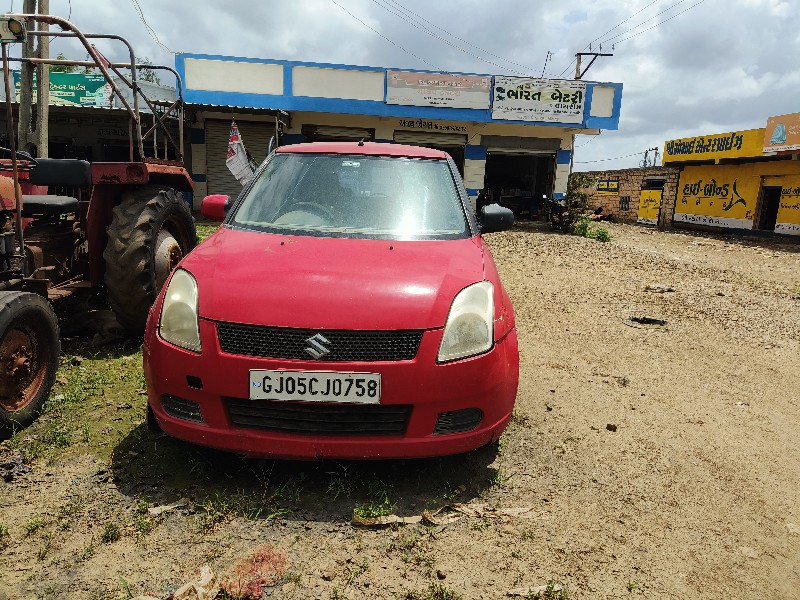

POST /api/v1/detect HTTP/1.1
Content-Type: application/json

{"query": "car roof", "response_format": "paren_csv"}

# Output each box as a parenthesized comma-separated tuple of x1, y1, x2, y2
(276, 142, 450, 159)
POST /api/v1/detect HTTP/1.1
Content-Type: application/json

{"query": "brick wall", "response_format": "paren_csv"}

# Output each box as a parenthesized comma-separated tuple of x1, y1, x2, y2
(572, 167, 681, 224)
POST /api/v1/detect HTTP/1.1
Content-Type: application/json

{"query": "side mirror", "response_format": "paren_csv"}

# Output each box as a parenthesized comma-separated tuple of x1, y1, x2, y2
(480, 203, 514, 234)
(200, 194, 230, 221)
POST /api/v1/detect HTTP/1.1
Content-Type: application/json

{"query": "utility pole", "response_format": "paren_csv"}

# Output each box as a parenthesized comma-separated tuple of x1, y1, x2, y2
(574, 52, 613, 80)
(18, 0, 49, 158)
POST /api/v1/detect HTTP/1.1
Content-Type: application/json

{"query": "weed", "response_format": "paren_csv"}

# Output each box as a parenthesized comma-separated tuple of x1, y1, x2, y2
(402, 582, 463, 600)
(133, 498, 149, 514)
(133, 514, 156, 536)
(0, 522, 9, 540)
(353, 481, 394, 520)
(343, 558, 369, 587)
(197, 492, 233, 531)
(593, 227, 612, 242)
(330, 587, 347, 600)
(119, 577, 134, 599)
(36, 532, 53, 561)
(626, 580, 639, 592)
(572, 214, 612, 242)
(79, 542, 95, 561)
(44, 421, 72, 448)
(101, 521, 121, 543)
(529, 581, 569, 599)
(196, 222, 221, 242)
(283, 571, 302, 585)
(24, 516, 46, 537)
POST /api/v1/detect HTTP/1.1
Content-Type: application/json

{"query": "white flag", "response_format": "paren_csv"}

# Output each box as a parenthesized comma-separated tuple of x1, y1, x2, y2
(225, 120, 255, 186)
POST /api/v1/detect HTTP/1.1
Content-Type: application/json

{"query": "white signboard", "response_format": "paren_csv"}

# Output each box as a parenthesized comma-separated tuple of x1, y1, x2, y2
(386, 71, 491, 110)
(492, 77, 587, 124)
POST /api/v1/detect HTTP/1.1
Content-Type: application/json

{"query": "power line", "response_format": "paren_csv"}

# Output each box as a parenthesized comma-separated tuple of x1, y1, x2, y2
(330, 0, 440, 69)
(610, 0, 708, 45)
(558, 0, 686, 77)
(375, 0, 547, 76)
(574, 151, 648, 164)
(128, 0, 173, 55)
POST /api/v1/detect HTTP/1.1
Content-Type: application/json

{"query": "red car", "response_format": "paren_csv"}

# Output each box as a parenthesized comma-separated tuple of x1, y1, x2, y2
(143, 142, 519, 459)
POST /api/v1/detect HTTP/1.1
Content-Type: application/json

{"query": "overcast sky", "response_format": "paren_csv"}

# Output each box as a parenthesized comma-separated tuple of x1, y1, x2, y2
(22, 0, 800, 170)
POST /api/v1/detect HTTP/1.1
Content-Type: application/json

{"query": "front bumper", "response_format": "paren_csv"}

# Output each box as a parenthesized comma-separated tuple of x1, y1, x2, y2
(144, 318, 519, 460)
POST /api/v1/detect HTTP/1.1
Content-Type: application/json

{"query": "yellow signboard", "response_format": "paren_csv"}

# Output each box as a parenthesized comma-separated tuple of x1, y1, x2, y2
(663, 128, 765, 164)
(673, 165, 757, 229)
(776, 175, 800, 236)
(596, 178, 619, 195)
(764, 113, 800, 153)
(637, 189, 661, 225)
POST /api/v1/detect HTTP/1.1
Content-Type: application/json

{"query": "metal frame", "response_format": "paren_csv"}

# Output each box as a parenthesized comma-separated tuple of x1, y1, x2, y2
(6, 14, 185, 162)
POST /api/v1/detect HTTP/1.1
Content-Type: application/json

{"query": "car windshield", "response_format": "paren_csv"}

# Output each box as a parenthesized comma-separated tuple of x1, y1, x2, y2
(230, 153, 469, 240)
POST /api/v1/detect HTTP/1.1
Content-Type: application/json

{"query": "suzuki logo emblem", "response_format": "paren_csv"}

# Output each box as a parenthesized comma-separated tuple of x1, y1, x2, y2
(304, 333, 331, 359)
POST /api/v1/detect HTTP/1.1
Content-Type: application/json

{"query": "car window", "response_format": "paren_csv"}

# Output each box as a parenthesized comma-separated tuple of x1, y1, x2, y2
(230, 153, 469, 240)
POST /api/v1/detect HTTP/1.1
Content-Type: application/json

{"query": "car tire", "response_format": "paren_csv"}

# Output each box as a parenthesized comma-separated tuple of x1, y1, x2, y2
(0, 291, 59, 436)
(103, 186, 197, 333)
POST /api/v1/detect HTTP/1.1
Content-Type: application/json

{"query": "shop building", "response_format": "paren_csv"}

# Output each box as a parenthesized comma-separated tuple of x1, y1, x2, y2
(575, 112, 800, 236)
(177, 54, 624, 210)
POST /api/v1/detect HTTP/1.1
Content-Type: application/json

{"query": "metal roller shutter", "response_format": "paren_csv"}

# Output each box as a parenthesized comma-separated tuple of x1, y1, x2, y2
(205, 120, 275, 197)
(393, 131, 468, 147)
(301, 125, 374, 141)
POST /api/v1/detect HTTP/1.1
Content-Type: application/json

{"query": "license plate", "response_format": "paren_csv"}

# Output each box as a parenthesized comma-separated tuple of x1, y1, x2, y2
(249, 369, 381, 403)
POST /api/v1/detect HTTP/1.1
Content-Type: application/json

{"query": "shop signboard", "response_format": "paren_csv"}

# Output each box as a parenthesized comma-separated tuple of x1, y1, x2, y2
(596, 178, 619, 195)
(776, 175, 800, 235)
(662, 128, 764, 164)
(12, 71, 112, 107)
(673, 165, 756, 229)
(386, 71, 491, 110)
(763, 113, 800, 153)
(637, 190, 661, 225)
(491, 77, 586, 124)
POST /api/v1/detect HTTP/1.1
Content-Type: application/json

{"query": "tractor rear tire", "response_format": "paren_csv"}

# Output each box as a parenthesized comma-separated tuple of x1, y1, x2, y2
(0, 291, 59, 436)
(103, 186, 197, 333)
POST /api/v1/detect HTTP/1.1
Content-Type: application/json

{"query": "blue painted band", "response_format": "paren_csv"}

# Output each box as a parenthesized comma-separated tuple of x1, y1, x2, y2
(466, 188, 480, 196)
(553, 192, 565, 200)
(281, 133, 304, 145)
(465, 145, 487, 160)
(556, 150, 572, 165)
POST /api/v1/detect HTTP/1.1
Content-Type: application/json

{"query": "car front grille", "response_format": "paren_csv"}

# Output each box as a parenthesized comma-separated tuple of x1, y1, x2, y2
(216, 322, 423, 362)
(161, 394, 203, 423)
(225, 397, 412, 436)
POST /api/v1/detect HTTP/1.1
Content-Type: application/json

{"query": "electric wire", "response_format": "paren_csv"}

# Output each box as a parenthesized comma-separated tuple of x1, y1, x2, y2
(376, 0, 550, 76)
(128, 0, 173, 55)
(558, 0, 688, 77)
(330, 0, 440, 70)
(607, 0, 708, 45)
(574, 150, 648, 164)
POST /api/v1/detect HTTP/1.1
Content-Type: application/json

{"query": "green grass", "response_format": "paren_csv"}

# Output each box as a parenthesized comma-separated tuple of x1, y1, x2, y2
(100, 521, 121, 544)
(402, 583, 463, 600)
(353, 482, 394, 520)
(195, 221, 221, 242)
(24, 516, 47, 537)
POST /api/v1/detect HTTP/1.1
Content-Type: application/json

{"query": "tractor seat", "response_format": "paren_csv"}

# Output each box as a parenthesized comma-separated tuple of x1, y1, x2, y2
(21, 195, 79, 218)
(28, 158, 92, 187)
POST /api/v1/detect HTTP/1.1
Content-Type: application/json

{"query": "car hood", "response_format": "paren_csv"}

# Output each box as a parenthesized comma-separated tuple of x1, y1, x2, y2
(182, 227, 486, 330)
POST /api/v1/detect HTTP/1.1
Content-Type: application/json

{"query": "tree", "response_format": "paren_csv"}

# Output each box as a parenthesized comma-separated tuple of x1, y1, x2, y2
(49, 52, 76, 73)
(138, 57, 161, 85)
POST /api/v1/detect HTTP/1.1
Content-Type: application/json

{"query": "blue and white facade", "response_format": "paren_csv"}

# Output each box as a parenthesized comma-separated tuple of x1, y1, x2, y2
(177, 54, 623, 208)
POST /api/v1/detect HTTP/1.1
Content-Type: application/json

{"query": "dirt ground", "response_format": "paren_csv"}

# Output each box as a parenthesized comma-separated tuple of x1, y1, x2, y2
(1, 222, 799, 600)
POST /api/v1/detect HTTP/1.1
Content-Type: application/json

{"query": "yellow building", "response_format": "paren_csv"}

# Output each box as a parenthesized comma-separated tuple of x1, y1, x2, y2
(663, 116, 800, 236)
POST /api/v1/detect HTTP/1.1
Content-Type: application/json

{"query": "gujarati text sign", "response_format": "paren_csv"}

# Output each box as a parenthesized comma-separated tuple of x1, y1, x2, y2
(386, 71, 491, 110)
(492, 77, 586, 124)
(662, 129, 764, 164)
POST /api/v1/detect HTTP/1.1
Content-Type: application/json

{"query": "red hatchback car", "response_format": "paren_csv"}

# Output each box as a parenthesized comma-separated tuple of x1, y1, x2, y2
(143, 142, 519, 459)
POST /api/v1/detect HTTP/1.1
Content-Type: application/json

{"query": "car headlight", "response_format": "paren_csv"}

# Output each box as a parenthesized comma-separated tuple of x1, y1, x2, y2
(158, 268, 201, 353)
(437, 281, 494, 363)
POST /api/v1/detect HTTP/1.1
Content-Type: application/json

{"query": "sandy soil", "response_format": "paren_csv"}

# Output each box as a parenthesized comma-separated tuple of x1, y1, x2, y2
(1, 222, 799, 600)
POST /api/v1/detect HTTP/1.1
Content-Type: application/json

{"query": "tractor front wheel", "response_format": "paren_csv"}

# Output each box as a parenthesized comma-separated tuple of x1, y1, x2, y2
(0, 291, 59, 436)
(103, 186, 197, 333)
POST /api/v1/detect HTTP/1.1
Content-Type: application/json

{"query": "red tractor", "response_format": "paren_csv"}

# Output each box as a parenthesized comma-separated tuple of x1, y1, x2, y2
(0, 14, 197, 434)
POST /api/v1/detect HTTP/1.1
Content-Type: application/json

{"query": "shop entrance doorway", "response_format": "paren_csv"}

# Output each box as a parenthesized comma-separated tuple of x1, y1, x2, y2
(756, 186, 782, 231)
(484, 152, 554, 219)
